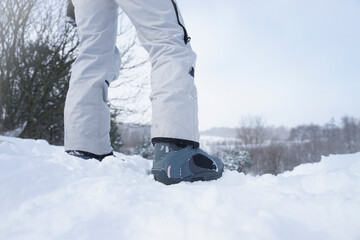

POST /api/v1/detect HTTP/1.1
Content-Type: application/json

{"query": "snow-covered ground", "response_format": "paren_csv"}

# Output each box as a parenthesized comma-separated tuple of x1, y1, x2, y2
(1, 136, 360, 240)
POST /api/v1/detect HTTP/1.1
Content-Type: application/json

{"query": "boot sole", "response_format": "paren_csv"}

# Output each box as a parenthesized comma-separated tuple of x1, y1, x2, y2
(151, 168, 222, 185)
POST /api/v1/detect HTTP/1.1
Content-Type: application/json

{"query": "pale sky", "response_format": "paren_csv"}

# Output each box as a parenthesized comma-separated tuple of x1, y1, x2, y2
(178, 0, 360, 130)
(111, 0, 360, 130)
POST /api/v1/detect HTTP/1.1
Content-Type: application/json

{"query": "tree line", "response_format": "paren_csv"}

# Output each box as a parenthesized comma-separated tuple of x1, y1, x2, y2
(231, 116, 360, 175)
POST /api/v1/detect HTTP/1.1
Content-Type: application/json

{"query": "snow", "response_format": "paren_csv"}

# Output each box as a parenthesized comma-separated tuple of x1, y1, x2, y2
(1, 136, 360, 240)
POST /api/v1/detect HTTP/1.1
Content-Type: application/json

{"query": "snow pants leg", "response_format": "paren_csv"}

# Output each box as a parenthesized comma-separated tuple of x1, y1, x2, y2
(64, 0, 120, 155)
(116, 0, 199, 145)
(64, 0, 199, 155)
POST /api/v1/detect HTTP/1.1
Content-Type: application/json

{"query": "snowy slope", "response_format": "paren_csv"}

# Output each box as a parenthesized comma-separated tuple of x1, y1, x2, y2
(1, 136, 360, 240)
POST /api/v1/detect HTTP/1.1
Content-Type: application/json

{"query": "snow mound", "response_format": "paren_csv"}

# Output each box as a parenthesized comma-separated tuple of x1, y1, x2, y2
(1, 136, 360, 240)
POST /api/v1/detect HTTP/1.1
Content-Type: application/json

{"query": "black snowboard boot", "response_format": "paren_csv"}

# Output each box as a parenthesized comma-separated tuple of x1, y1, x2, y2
(151, 138, 224, 185)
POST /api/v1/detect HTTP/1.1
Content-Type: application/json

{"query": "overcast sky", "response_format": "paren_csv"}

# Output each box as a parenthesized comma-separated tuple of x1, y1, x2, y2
(175, 0, 360, 130)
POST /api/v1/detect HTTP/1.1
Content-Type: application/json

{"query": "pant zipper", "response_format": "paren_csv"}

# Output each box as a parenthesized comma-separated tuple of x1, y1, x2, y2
(171, 0, 191, 45)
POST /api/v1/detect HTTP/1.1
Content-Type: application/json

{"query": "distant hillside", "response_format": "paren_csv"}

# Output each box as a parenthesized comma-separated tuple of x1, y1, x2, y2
(200, 127, 238, 138)
(201, 126, 290, 141)
(118, 124, 239, 140)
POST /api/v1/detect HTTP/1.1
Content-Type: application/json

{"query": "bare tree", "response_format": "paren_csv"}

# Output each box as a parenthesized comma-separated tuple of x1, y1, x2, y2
(1, 0, 149, 147)
(341, 116, 360, 153)
(237, 115, 266, 147)
(322, 118, 342, 155)
(0, 0, 78, 144)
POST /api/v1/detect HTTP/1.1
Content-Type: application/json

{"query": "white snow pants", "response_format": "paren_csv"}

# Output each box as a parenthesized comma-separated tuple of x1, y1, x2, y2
(64, 0, 199, 154)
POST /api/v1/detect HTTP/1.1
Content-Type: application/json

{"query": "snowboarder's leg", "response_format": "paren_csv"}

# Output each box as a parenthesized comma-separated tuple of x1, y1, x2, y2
(116, 0, 199, 144)
(116, 0, 223, 184)
(64, 0, 120, 156)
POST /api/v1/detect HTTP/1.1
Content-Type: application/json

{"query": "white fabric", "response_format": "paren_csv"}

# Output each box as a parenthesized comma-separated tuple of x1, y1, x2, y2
(64, 0, 199, 154)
